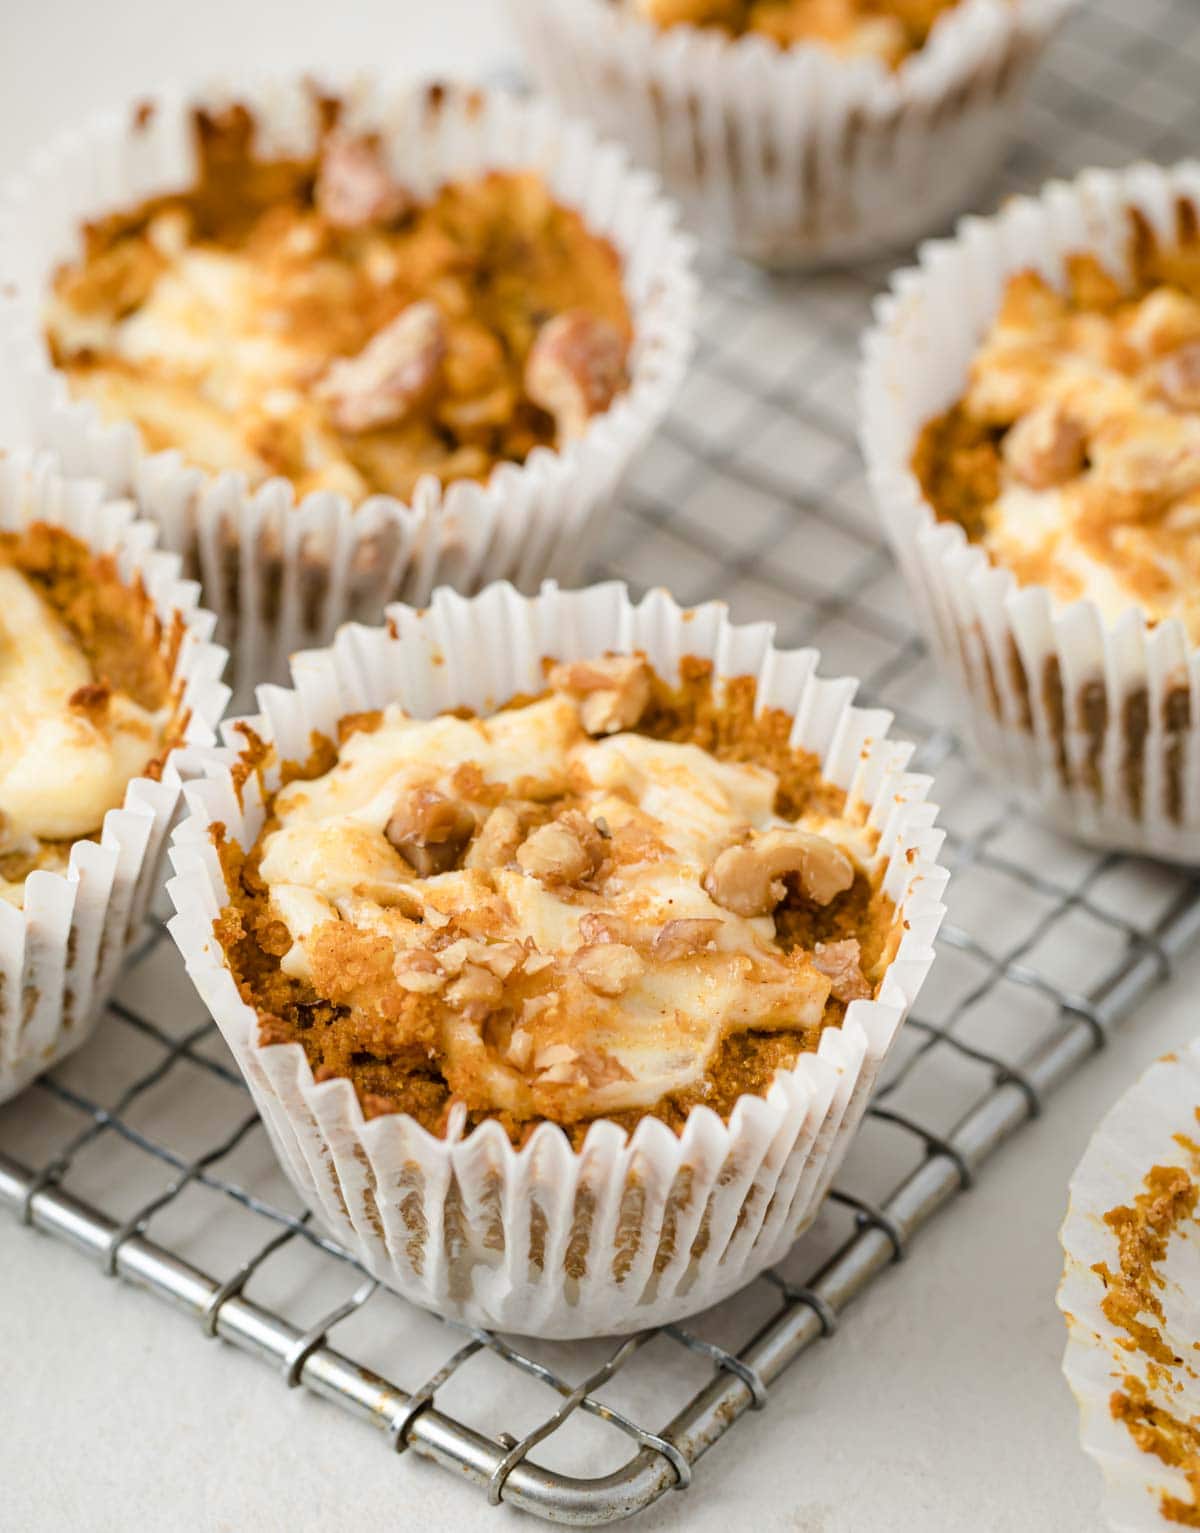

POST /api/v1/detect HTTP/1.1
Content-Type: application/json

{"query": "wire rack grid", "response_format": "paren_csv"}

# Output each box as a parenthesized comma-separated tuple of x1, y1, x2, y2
(4, 0, 1200, 1523)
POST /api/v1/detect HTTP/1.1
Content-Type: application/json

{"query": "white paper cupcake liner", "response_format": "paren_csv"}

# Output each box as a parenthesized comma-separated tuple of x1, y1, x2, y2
(1059, 1041, 1200, 1531)
(165, 580, 946, 1337)
(0, 78, 696, 707)
(862, 160, 1200, 863)
(506, 0, 1074, 268)
(0, 450, 228, 1104)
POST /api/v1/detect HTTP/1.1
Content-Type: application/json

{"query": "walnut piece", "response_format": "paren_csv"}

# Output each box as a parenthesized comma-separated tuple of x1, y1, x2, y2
(577, 911, 633, 946)
(464, 804, 523, 871)
(548, 654, 652, 735)
(384, 787, 475, 876)
(317, 301, 446, 434)
(445, 963, 504, 1012)
(571, 942, 645, 997)
(516, 811, 605, 886)
(704, 828, 854, 918)
(812, 938, 872, 1004)
(652, 917, 722, 960)
(1002, 403, 1086, 490)
(1159, 342, 1200, 411)
(315, 131, 410, 230)
(392, 950, 446, 995)
(524, 310, 626, 442)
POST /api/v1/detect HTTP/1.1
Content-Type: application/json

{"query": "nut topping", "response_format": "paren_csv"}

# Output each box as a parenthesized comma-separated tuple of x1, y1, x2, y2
(315, 131, 411, 230)
(463, 804, 524, 871)
(703, 828, 854, 918)
(812, 938, 872, 1004)
(317, 301, 447, 434)
(571, 942, 645, 997)
(445, 963, 504, 1013)
(384, 787, 475, 876)
(652, 918, 722, 961)
(1003, 403, 1087, 490)
(524, 310, 626, 442)
(548, 654, 651, 735)
(392, 949, 446, 994)
(1159, 342, 1200, 412)
(516, 811, 606, 886)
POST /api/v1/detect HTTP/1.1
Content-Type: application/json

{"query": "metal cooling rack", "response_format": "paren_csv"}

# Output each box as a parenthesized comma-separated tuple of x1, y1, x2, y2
(4, 0, 1200, 1522)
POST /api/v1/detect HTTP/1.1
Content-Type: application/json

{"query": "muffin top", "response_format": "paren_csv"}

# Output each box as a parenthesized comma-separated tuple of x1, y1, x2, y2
(915, 217, 1200, 642)
(0, 523, 179, 907)
(622, 0, 962, 65)
(45, 103, 633, 508)
(217, 657, 897, 1145)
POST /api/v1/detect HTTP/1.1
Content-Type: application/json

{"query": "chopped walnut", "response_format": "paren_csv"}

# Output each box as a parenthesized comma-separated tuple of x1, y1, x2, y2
(575, 1046, 634, 1088)
(535, 1041, 580, 1085)
(704, 828, 854, 918)
(506, 1027, 535, 1072)
(463, 804, 523, 871)
(384, 787, 475, 876)
(1159, 342, 1200, 411)
(652, 918, 722, 960)
(445, 963, 504, 1012)
(315, 131, 411, 229)
(548, 655, 652, 735)
(317, 301, 447, 434)
(524, 310, 626, 442)
(393, 949, 446, 994)
(577, 911, 633, 945)
(812, 939, 872, 1004)
(516, 811, 605, 886)
(571, 941, 645, 997)
(1002, 403, 1087, 490)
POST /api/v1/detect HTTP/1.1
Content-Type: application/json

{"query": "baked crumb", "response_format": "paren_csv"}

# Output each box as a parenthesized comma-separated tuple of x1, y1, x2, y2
(44, 97, 633, 508)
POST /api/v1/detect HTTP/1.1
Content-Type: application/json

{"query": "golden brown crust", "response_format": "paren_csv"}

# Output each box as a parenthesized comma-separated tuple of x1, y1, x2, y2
(215, 661, 896, 1146)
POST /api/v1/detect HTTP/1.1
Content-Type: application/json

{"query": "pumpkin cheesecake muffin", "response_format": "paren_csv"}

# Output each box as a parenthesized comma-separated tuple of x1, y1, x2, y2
(44, 107, 634, 508)
(0, 521, 182, 907)
(216, 656, 896, 1146)
(168, 583, 944, 1335)
(0, 453, 226, 1104)
(862, 162, 1200, 861)
(622, 0, 962, 67)
(507, 0, 1073, 265)
(914, 243, 1200, 642)
(2, 80, 693, 691)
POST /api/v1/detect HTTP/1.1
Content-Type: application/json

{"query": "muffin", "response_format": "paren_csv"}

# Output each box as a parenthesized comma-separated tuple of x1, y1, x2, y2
(862, 162, 1200, 861)
(1060, 1042, 1200, 1530)
(507, 0, 1075, 266)
(168, 582, 946, 1337)
(0, 451, 227, 1102)
(0, 79, 694, 697)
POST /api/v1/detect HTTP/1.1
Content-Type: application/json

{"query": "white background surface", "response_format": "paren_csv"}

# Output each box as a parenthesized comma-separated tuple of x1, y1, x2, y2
(0, 2, 1193, 1529)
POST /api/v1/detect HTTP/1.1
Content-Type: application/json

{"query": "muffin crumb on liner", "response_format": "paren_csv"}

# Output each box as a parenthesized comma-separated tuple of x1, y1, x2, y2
(0, 78, 696, 704)
(0, 450, 228, 1103)
(167, 581, 946, 1337)
(507, 0, 1075, 268)
(862, 160, 1200, 863)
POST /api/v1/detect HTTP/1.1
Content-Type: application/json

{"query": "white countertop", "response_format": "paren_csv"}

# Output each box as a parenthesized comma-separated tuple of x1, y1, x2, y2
(0, 2, 1191, 1528)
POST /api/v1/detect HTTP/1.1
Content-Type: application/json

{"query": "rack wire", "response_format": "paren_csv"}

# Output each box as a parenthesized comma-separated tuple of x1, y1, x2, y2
(4, 0, 1200, 1522)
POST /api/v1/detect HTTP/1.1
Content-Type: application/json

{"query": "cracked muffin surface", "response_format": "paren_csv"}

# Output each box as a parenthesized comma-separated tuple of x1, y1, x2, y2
(44, 99, 633, 509)
(216, 657, 899, 1146)
(914, 203, 1200, 642)
(0, 522, 182, 907)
